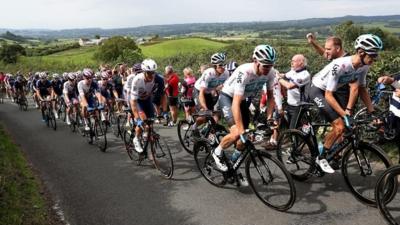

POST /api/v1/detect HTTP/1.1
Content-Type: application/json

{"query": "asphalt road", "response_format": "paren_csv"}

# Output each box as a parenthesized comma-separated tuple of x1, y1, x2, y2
(0, 100, 387, 225)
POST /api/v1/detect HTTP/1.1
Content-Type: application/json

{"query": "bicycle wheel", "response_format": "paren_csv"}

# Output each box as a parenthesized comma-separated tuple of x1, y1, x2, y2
(58, 101, 66, 122)
(376, 165, 400, 225)
(342, 141, 395, 206)
(94, 120, 108, 152)
(109, 111, 119, 138)
(193, 139, 226, 187)
(246, 150, 296, 211)
(22, 98, 28, 111)
(123, 129, 140, 161)
(276, 129, 316, 181)
(150, 134, 174, 179)
(177, 120, 194, 154)
(48, 108, 57, 131)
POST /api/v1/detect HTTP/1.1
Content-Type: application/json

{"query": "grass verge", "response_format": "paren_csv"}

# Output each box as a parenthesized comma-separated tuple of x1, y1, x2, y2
(0, 123, 62, 225)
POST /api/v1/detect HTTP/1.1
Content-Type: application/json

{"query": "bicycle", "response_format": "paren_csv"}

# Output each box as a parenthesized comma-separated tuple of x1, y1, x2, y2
(108, 98, 126, 138)
(0, 83, 5, 104)
(41, 99, 57, 131)
(177, 110, 227, 155)
(354, 83, 395, 143)
(123, 118, 174, 179)
(376, 165, 400, 225)
(17, 94, 28, 111)
(85, 105, 108, 152)
(193, 129, 296, 211)
(57, 96, 67, 122)
(276, 106, 395, 206)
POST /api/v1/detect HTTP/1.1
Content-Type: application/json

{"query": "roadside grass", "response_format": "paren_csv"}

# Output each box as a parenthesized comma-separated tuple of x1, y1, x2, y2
(0, 124, 57, 225)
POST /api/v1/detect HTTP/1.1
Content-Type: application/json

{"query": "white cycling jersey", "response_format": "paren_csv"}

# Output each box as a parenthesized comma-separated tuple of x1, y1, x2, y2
(63, 81, 76, 96)
(77, 80, 99, 97)
(312, 56, 368, 91)
(130, 73, 155, 101)
(285, 69, 310, 106)
(124, 73, 136, 94)
(222, 63, 276, 99)
(194, 67, 229, 94)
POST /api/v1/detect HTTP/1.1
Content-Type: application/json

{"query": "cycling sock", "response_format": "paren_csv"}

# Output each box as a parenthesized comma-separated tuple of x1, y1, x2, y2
(214, 146, 223, 156)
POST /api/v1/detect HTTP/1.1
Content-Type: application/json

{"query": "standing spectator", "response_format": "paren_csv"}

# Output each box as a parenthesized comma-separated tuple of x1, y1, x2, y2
(277, 54, 310, 129)
(164, 65, 180, 126)
(181, 67, 196, 121)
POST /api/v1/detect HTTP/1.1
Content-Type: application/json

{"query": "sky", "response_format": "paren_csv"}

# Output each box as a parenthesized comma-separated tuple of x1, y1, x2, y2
(1, 0, 399, 29)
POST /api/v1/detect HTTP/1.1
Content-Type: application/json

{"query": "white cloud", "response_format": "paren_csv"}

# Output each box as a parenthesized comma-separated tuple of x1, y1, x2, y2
(0, 0, 398, 29)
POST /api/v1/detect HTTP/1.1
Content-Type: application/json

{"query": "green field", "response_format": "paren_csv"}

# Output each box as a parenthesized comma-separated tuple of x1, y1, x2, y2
(140, 38, 228, 59)
(360, 22, 400, 33)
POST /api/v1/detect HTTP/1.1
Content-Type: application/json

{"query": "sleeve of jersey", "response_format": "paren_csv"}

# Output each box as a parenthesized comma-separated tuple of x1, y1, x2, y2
(357, 68, 368, 88)
(325, 64, 342, 92)
(199, 73, 208, 89)
(130, 79, 139, 100)
(273, 78, 283, 110)
(63, 83, 68, 95)
(78, 82, 85, 97)
(233, 71, 246, 96)
(390, 74, 400, 89)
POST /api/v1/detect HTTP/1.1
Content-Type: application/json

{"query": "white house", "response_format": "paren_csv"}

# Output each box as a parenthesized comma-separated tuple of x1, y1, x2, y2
(79, 37, 108, 46)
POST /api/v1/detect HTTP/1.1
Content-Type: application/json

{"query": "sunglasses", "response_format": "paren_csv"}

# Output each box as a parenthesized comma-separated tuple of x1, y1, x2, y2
(261, 64, 273, 69)
(367, 53, 379, 59)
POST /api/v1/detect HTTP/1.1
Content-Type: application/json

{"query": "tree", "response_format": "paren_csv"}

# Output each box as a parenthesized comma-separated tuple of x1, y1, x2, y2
(334, 20, 364, 51)
(0, 43, 26, 64)
(94, 36, 143, 63)
(94, 35, 101, 39)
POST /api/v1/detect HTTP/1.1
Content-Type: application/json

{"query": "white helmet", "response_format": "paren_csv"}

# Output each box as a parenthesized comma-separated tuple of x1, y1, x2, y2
(100, 71, 109, 79)
(67, 72, 76, 80)
(141, 59, 157, 72)
(354, 34, 383, 54)
(253, 45, 277, 65)
(39, 72, 47, 79)
(52, 73, 60, 79)
(62, 72, 68, 80)
(211, 53, 226, 65)
(95, 71, 101, 79)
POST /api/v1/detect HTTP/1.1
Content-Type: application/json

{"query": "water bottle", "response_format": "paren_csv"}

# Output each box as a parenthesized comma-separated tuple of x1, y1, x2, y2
(318, 142, 324, 155)
(231, 149, 241, 162)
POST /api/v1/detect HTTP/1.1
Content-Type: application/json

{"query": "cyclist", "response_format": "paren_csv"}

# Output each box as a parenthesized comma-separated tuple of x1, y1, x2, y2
(32, 73, 41, 108)
(77, 68, 103, 131)
(5, 74, 15, 101)
(152, 72, 168, 124)
(13, 75, 26, 104)
(212, 45, 279, 176)
(63, 73, 79, 125)
(192, 53, 230, 135)
(36, 72, 54, 121)
(164, 65, 180, 126)
(51, 73, 63, 119)
(309, 34, 383, 173)
(306, 33, 350, 108)
(123, 63, 143, 127)
(225, 61, 238, 75)
(180, 67, 196, 121)
(129, 59, 157, 153)
(377, 74, 400, 163)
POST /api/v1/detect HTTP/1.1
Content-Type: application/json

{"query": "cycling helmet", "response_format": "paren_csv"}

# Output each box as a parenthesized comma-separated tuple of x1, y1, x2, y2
(16, 75, 23, 82)
(354, 34, 383, 54)
(211, 53, 226, 65)
(67, 72, 76, 80)
(132, 63, 143, 73)
(95, 71, 101, 79)
(226, 61, 238, 72)
(100, 71, 109, 79)
(53, 73, 60, 79)
(253, 45, 277, 65)
(141, 59, 157, 72)
(82, 68, 94, 78)
(62, 72, 68, 80)
(39, 72, 47, 79)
